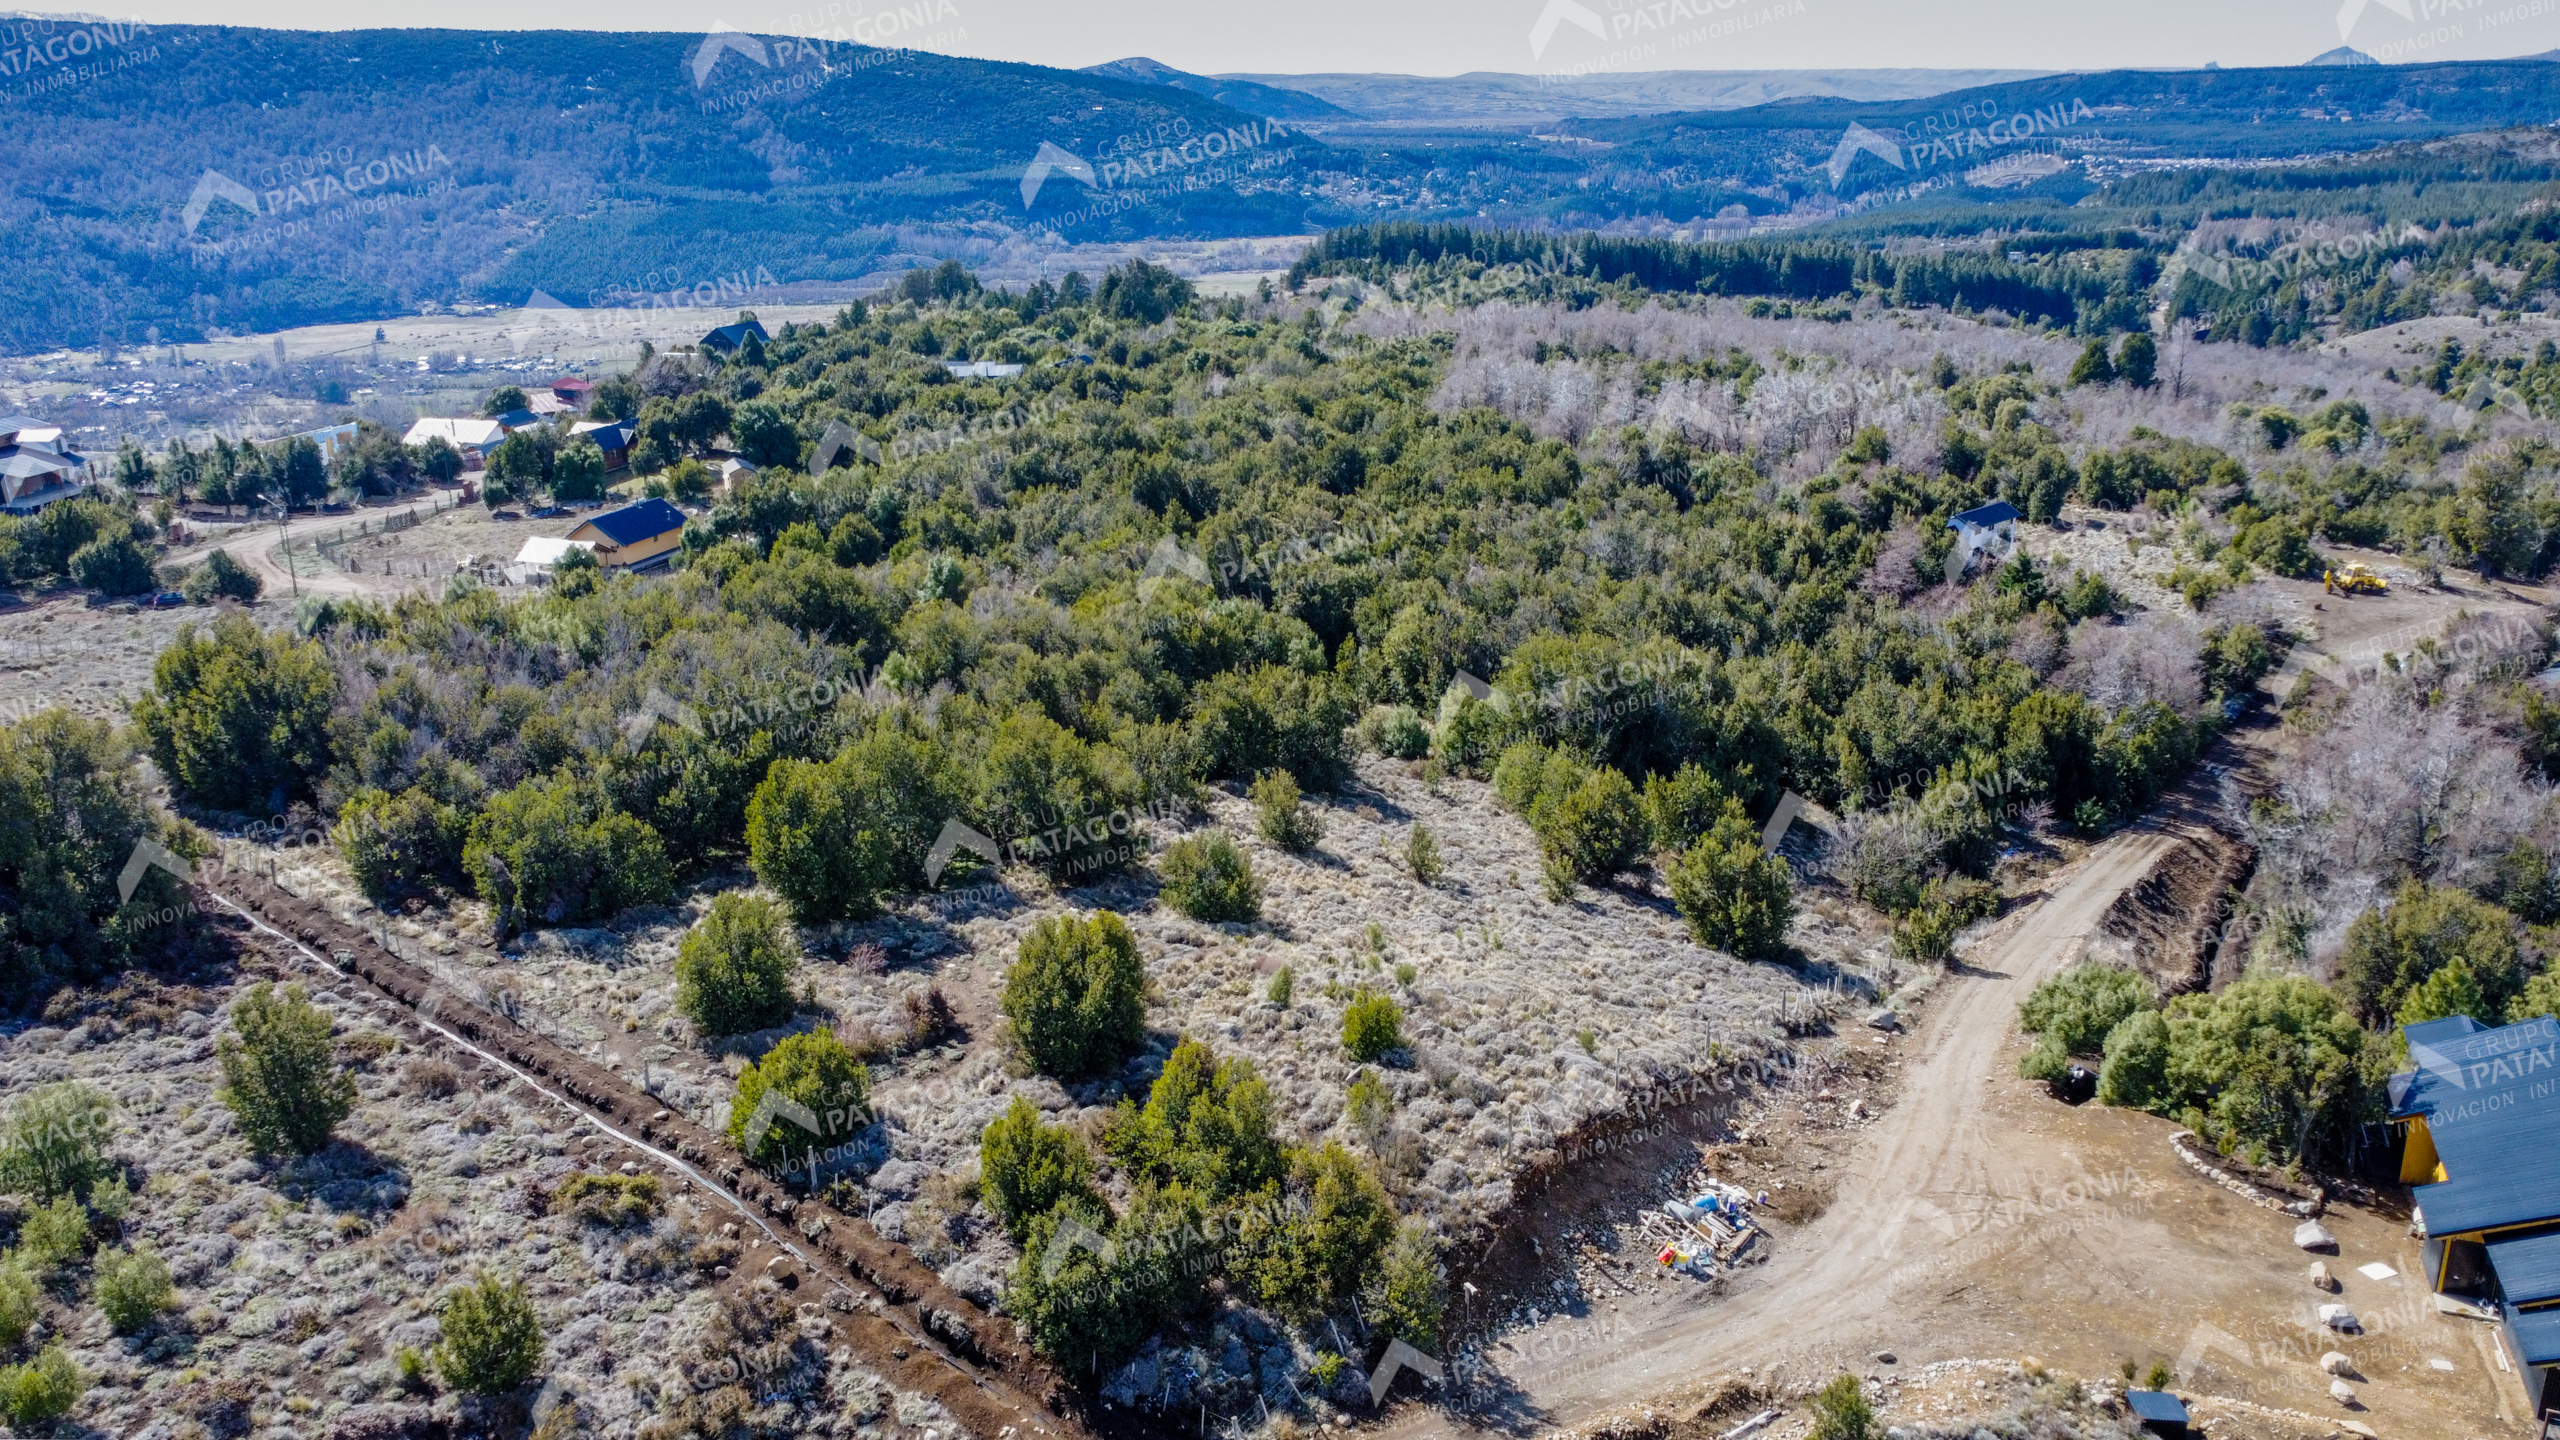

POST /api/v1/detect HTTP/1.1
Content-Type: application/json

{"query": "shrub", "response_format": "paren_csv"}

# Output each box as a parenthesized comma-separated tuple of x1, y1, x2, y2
(979, 1096, 1098, 1246)
(16, 1195, 87, 1274)
(1188, 664, 1356, 788)
(1342, 990, 1403, 1062)
(1666, 802, 1794, 960)
(132, 613, 337, 813)
(181, 548, 262, 604)
(69, 533, 155, 594)
(0, 1259, 34, 1347)
(2510, 968, 2560, 1025)
(1811, 1374, 1872, 1440)
(1641, 762, 1730, 853)
(674, 893, 801, 1037)
(552, 1173, 664, 1227)
(0, 1346, 83, 1426)
(728, 1029, 871, 1169)
(1267, 965, 1294, 1006)
(2161, 973, 2368, 1162)
(2067, 338, 2115, 388)
(747, 717, 961, 918)
(1004, 1196, 1181, 1377)
(465, 777, 673, 936)
(2096, 1009, 2170, 1108)
(1159, 830, 1262, 922)
(1002, 912, 1147, 1079)
(977, 711, 1143, 881)
(2337, 880, 2522, 1026)
(2017, 963, 2150, 1057)
(1357, 705, 1430, 760)
(1404, 824, 1443, 884)
(1250, 770, 1323, 853)
(1103, 1038, 1281, 1200)
(433, 1271, 545, 1395)
(0, 1081, 113, 1202)
(1233, 1142, 1395, 1319)
(94, 1246, 174, 1333)
(1364, 1221, 1446, 1348)
(1539, 766, 1645, 887)
(2116, 332, 2158, 388)
(216, 982, 357, 1156)
(335, 787, 464, 904)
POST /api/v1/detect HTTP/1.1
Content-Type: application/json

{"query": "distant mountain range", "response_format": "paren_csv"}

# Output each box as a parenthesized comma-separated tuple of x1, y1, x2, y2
(6, 26, 2559, 355)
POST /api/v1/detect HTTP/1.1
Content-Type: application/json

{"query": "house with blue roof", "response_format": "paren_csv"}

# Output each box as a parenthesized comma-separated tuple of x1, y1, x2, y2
(565, 497, 688, 572)
(2391, 1012, 2560, 1418)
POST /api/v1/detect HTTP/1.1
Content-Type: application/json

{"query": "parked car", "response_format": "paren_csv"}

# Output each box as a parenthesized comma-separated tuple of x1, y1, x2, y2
(143, 591, 187, 608)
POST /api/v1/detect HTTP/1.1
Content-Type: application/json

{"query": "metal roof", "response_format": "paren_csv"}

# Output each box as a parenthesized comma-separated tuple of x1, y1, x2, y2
(2399, 1016, 2560, 1236)
(2492, 1231, 2560, 1306)
(2505, 1300, 2560, 1367)
(576, 498, 687, 547)
(2123, 1391, 2189, 1425)
(1949, 500, 2022, 529)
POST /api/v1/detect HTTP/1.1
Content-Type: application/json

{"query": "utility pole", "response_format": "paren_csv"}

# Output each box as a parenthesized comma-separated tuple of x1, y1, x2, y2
(273, 499, 299, 598)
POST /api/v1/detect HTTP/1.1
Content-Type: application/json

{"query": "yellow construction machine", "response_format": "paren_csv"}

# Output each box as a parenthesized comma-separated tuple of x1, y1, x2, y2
(2325, 562, 2388, 597)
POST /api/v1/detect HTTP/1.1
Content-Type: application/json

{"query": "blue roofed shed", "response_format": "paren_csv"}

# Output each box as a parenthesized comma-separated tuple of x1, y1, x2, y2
(566, 498, 688, 571)
(2122, 1391, 2189, 1436)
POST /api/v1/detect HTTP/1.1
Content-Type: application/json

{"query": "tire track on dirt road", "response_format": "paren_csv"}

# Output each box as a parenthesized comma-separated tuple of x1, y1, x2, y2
(1434, 821, 2191, 1435)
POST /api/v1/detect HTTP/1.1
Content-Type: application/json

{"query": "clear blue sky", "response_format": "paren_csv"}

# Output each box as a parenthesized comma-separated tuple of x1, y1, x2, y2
(120, 0, 2560, 76)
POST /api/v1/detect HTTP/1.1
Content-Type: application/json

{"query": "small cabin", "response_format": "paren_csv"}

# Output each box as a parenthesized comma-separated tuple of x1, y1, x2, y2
(567, 497, 688, 572)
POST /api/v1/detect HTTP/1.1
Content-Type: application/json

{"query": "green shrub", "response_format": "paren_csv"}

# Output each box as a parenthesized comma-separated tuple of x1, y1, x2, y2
(1250, 770, 1323, 853)
(1641, 762, 1730, 853)
(1002, 912, 1147, 1079)
(747, 717, 962, 918)
(1365, 1221, 1446, 1348)
(1811, 1374, 1872, 1440)
(1538, 766, 1645, 888)
(1344, 1068, 1392, 1140)
(727, 1029, 870, 1168)
(2095, 1009, 2170, 1108)
(1004, 1195, 1184, 1377)
(69, 533, 155, 594)
(15, 1196, 88, 1274)
(181, 548, 262, 604)
(2017, 963, 2150, 1057)
(1342, 990, 1403, 1062)
(216, 982, 357, 1156)
(552, 1173, 664, 1227)
(675, 893, 801, 1037)
(1159, 830, 1262, 922)
(1188, 664, 1355, 788)
(1404, 823, 1443, 884)
(0, 1259, 34, 1347)
(464, 777, 673, 937)
(2337, 880, 2522, 1026)
(1357, 705, 1430, 760)
(2398, 958, 2488, 1029)
(432, 1271, 545, 1395)
(1267, 965, 1294, 1006)
(1232, 1142, 1395, 1320)
(2159, 973, 2367, 1163)
(0, 1346, 83, 1426)
(977, 711, 1142, 881)
(1666, 802, 1794, 960)
(131, 613, 336, 813)
(2509, 969, 2560, 1024)
(1102, 1038, 1280, 1200)
(335, 787, 464, 904)
(979, 1096, 1098, 1246)
(0, 1081, 113, 1202)
(94, 1246, 174, 1333)
(2017, 1034, 2073, 1085)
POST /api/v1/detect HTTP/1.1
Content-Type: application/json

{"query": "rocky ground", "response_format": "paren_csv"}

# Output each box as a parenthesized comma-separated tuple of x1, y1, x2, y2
(0, 945, 959, 1440)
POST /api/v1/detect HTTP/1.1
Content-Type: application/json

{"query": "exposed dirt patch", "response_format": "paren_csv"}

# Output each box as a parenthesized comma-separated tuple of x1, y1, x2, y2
(2099, 830, 2255, 997)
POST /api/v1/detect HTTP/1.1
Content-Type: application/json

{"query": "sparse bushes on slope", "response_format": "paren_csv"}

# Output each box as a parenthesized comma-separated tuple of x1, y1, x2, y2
(1666, 801, 1794, 959)
(727, 1029, 870, 1168)
(675, 893, 800, 1037)
(94, 1246, 174, 1333)
(216, 982, 357, 1157)
(979, 1096, 1099, 1246)
(433, 1271, 545, 1395)
(1159, 830, 1262, 922)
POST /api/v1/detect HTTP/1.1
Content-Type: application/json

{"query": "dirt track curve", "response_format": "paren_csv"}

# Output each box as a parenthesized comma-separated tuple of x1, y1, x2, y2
(1425, 820, 2192, 1436)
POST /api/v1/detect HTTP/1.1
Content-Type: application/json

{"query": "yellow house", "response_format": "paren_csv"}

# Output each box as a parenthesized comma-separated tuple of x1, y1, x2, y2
(566, 498, 688, 571)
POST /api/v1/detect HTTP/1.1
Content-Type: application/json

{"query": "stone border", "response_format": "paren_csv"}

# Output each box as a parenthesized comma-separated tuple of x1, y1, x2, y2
(2168, 1131, 2323, 1218)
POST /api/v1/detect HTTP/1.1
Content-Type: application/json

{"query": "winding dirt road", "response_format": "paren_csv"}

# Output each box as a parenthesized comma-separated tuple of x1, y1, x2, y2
(1424, 821, 2189, 1435)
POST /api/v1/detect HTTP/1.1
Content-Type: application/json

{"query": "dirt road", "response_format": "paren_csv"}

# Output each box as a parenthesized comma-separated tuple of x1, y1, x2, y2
(1424, 824, 2183, 1434)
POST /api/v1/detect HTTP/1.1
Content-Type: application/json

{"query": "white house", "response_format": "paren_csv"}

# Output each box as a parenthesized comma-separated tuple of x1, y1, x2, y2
(401, 417, 507, 466)
(0, 415, 87, 513)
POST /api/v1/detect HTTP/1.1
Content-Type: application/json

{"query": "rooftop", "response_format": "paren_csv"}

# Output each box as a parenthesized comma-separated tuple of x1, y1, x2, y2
(575, 497, 688, 547)
(2395, 1015, 2560, 1237)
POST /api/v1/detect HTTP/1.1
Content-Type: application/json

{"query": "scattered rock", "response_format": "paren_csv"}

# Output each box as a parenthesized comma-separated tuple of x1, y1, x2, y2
(2294, 1220, 2339, 1253)
(2317, 1303, 2362, 1333)
(2340, 1422, 2379, 1438)
(1866, 1009, 1901, 1032)
(2309, 1261, 2335, 1291)
(1873, 1351, 1897, 1364)
(2320, 1351, 2354, 1376)
(2328, 1378, 2357, 1406)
